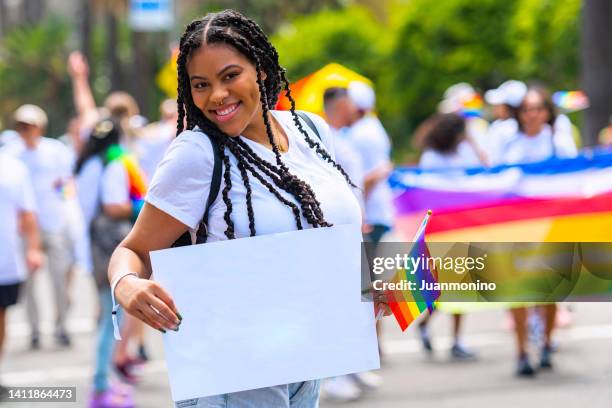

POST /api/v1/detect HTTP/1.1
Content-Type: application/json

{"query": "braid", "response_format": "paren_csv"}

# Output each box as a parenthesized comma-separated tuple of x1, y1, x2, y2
(234, 152, 256, 236)
(176, 10, 359, 239)
(280, 71, 357, 189)
(226, 141, 304, 230)
(219, 142, 236, 239)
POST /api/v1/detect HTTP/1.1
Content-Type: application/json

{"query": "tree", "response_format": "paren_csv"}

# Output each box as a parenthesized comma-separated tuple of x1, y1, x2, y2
(271, 6, 389, 82)
(187, 0, 344, 34)
(0, 16, 73, 136)
(581, 0, 612, 146)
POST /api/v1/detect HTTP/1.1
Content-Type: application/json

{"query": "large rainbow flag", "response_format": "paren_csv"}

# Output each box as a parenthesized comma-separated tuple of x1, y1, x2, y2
(391, 148, 612, 243)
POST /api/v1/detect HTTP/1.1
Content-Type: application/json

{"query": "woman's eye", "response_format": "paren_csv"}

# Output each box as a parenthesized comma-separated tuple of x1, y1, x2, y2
(194, 82, 208, 89)
(225, 72, 239, 81)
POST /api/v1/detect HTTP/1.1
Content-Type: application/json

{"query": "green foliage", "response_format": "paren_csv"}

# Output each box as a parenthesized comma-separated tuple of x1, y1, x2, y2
(509, 0, 581, 87)
(272, 5, 390, 83)
(184, 0, 345, 35)
(269, 0, 582, 159)
(0, 16, 73, 136)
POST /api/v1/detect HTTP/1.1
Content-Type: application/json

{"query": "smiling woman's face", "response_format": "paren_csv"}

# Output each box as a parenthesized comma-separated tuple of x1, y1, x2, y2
(187, 43, 263, 137)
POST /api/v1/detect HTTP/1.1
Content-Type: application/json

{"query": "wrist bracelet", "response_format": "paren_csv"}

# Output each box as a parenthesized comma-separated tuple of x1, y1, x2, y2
(110, 271, 139, 340)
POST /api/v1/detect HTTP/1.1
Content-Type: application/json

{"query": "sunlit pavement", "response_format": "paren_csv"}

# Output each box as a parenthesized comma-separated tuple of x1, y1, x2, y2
(3, 271, 612, 407)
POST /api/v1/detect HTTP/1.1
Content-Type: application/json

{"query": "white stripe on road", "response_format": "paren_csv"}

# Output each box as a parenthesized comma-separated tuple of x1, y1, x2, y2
(3, 324, 612, 385)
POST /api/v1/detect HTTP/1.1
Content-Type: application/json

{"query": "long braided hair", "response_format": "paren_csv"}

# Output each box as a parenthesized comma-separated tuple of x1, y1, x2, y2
(176, 9, 355, 240)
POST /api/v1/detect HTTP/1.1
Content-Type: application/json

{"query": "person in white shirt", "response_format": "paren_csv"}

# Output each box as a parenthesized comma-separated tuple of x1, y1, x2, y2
(502, 87, 578, 165)
(416, 113, 479, 361)
(500, 86, 577, 377)
(75, 118, 140, 407)
(107, 10, 388, 407)
(133, 99, 179, 181)
(0, 153, 43, 396)
(323, 87, 364, 206)
(437, 83, 490, 166)
(321, 87, 381, 402)
(3, 104, 77, 348)
(346, 81, 395, 244)
(484, 80, 528, 163)
(418, 113, 482, 170)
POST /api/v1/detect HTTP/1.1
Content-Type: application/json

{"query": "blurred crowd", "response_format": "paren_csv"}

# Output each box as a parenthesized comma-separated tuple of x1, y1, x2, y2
(0, 47, 610, 407)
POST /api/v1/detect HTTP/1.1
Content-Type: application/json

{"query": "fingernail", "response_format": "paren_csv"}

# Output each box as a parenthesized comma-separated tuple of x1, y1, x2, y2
(176, 311, 183, 321)
(158, 328, 166, 334)
(171, 326, 179, 332)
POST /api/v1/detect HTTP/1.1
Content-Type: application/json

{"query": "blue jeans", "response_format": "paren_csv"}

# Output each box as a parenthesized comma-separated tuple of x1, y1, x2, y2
(93, 287, 121, 392)
(176, 380, 321, 408)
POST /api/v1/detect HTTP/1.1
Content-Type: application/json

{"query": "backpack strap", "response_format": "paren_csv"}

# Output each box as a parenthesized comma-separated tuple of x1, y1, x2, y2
(296, 111, 321, 141)
(172, 132, 222, 247)
(194, 133, 222, 244)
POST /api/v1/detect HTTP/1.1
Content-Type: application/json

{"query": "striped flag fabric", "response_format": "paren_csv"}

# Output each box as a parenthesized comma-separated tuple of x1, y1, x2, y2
(384, 211, 441, 331)
(390, 148, 612, 243)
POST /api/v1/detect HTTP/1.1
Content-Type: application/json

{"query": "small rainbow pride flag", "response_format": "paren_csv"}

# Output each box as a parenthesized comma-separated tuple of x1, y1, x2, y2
(105, 144, 147, 220)
(384, 211, 440, 331)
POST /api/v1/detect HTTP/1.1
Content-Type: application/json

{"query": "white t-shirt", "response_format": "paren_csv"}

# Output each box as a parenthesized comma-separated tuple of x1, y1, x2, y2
(330, 127, 364, 209)
(76, 156, 130, 227)
(133, 121, 175, 180)
(486, 118, 518, 165)
(501, 124, 578, 165)
(346, 116, 394, 227)
(146, 111, 362, 241)
(0, 153, 36, 284)
(2, 137, 73, 233)
(419, 140, 482, 169)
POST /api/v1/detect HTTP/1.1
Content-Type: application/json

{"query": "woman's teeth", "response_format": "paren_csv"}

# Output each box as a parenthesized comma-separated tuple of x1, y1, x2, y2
(216, 103, 239, 116)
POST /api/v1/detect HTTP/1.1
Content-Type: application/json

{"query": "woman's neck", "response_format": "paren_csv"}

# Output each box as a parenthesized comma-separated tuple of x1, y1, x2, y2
(241, 110, 287, 151)
(524, 124, 545, 137)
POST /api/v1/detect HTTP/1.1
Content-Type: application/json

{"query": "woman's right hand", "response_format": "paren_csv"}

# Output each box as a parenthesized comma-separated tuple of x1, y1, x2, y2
(115, 275, 181, 332)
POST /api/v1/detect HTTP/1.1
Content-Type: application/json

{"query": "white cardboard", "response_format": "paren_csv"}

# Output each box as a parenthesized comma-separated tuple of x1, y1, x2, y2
(150, 223, 380, 401)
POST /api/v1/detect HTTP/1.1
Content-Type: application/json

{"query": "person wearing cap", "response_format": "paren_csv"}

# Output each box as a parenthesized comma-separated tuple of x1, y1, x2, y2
(321, 88, 382, 402)
(346, 81, 395, 244)
(2, 104, 76, 348)
(0, 152, 43, 397)
(438, 83, 490, 166)
(484, 80, 527, 162)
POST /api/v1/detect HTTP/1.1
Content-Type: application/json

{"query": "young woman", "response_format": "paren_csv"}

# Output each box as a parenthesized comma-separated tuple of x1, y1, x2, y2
(108, 9, 377, 407)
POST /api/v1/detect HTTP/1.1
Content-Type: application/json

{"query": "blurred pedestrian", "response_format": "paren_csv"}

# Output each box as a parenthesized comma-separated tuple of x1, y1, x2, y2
(0, 152, 43, 396)
(484, 80, 527, 163)
(3, 104, 76, 348)
(599, 115, 612, 146)
(416, 113, 479, 360)
(75, 118, 144, 408)
(320, 88, 381, 402)
(438, 83, 490, 166)
(502, 86, 578, 164)
(133, 99, 179, 180)
(500, 86, 577, 376)
(346, 81, 395, 244)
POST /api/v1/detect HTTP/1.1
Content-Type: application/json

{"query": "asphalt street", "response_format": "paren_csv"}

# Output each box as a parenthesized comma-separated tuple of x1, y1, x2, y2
(2, 270, 611, 408)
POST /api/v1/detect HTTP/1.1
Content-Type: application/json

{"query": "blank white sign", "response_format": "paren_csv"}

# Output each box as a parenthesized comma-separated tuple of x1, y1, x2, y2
(150, 223, 380, 401)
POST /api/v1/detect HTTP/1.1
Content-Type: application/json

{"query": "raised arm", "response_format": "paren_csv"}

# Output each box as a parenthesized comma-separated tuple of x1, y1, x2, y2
(67, 51, 99, 128)
(109, 202, 189, 331)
